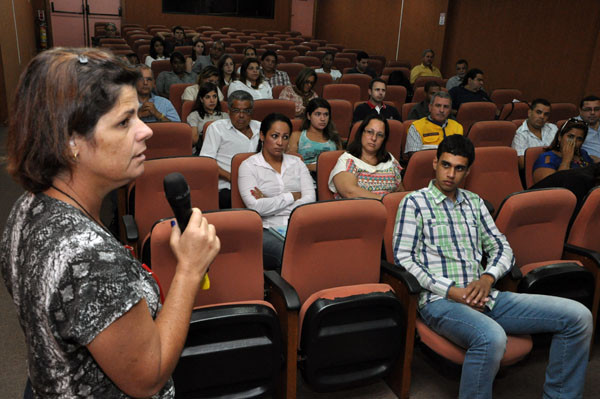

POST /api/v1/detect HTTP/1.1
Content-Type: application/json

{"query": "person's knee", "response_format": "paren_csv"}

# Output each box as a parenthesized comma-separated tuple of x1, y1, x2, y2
(472, 323, 507, 361)
(566, 301, 593, 338)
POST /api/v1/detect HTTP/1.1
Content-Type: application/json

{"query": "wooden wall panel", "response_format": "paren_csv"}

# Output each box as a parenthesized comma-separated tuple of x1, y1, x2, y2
(443, 0, 600, 104)
(122, 0, 292, 33)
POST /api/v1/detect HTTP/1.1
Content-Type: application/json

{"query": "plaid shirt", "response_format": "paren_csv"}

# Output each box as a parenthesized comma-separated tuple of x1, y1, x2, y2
(393, 181, 514, 309)
(261, 68, 291, 88)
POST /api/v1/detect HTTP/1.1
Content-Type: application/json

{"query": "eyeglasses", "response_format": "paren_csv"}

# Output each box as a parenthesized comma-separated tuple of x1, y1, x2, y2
(560, 117, 587, 133)
(364, 129, 385, 139)
(581, 107, 600, 112)
(231, 108, 253, 115)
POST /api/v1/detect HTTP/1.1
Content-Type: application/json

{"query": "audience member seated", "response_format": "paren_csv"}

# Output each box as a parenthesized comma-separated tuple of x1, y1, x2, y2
(200, 90, 261, 209)
(410, 49, 442, 84)
(347, 51, 377, 79)
(405, 91, 462, 157)
(187, 82, 229, 154)
(244, 46, 257, 59)
(208, 40, 226, 68)
(182, 65, 224, 102)
(353, 78, 401, 123)
(260, 50, 292, 88)
(228, 58, 273, 100)
(511, 98, 558, 169)
(136, 65, 180, 123)
(124, 52, 140, 66)
(155, 52, 197, 98)
(578, 95, 600, 162)
(288, 98, 342, 174)
(449, 68, 493, 112)
(92, 22, 117, 46)
(329, 114, 404, 199)
(315, 51, 342, 82)
(446, 59, 468, 90)
(239, 113, 316, 270)
(278, 67, 318, 118)
(185, 37, 208, 74)
(408, 80, 441, 121)
(532, 119, 594, 185)
(157, 25, 198, 54)
(144, 36, 170, 67)
(217, 54, 237, 89)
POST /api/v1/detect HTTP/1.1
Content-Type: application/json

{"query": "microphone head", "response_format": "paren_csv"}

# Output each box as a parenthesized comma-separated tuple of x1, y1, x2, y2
(164, 172, 190, 201)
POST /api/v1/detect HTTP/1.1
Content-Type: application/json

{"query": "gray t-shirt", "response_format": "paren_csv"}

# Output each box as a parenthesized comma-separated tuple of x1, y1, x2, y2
(1, 193, 174, 398)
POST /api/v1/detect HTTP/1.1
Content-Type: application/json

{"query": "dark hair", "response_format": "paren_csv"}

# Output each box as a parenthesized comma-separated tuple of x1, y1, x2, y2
(170, 51, 185, 64)
(424, 80, 442, 93)
(346, 114, 390, 164)
(462, 68, 483, 86)
(257, 113, 293, 152)
(580, 95, 600, 108)
(191, 82, 222, 118)
(172, 25, 184, 34)
(301, 98, 341, 147)
(149, 36, 169, 59)
(547, 119, 589, 152)
(436, 135, 475, 167)
(243, 46, 257, 57)
(422, 49, 435, 57)
(322, 51, 335, 66)
(7, 48, 140, 193)
(369, 78, 386, 90)
(239, 57, 263, 87)
(456, 59, 468, 67)
(198, 65, 219, 83)
(356, 51, 369, 62)
(530, 98, 551, 110)
(295, 67, 317, 92)
(191, 38, 206, 61)
(261, 50, 278, 63)
(217, 54, 238, 89)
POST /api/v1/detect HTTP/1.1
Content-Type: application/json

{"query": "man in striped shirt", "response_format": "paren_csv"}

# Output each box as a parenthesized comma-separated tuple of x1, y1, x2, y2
(393, 135, 592, 399)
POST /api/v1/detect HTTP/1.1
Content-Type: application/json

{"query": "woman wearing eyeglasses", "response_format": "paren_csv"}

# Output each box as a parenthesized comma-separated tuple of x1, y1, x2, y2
(329, 114, 404, 199)
(227, 57, 272, 100)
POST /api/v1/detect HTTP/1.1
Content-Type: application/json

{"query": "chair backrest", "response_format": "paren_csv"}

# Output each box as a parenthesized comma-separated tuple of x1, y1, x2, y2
(276, 62, 305, 82)
(314, 73, 333, 97)
(322, 83, 361, 105)
(327, 99, 353, 141)
(146, 122, 193, 160)
(149, 209, 264, 307)
(173, 45, 192, 57)
(336, 52, 357, 65)
(290, 45, 310, 55)
(316, 150, 344, 201)
(251, 99, 296, 122)
(332, 57, 351, 71)
(181, 101, 195, 123)
(277, 49, 300, 60)
(169, 83, 195, 118)
(412, 87, 426, 103)
(134, 156, 219, 245)
(281, 199, 387, 304)
(306, 50, 325, 59)
(230, 152, 255, 209)
(151, 60, 172, 80)
(464, 147, 523, 213)
(495, 188, 577, 268)
(382, 192, 412, 262)
(456, 102, 498, 134)
(567, 186, 600, 252)
(490, 89, 524, 111)
(339, 74, 372, 101)
(291, 55, 320, 67)
(549, 103, 578, 123)
(467, 121, 517, 148)
(386, 85, 407, 111)
(399, 120, 414, 162)
(367, 58, 384, 76)
(523, 146, 546, 188)
(499, 102, 530, 121)
(402, 149, 437, 191)
(413, 76, 444, 89)
(271, 85, 286, 99)
(402, 102, 417, 121)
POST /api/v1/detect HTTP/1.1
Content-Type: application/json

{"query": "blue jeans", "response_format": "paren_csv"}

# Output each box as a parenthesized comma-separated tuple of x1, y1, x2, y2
(263, 228, 284, 271)
(419, 291, 592, 399)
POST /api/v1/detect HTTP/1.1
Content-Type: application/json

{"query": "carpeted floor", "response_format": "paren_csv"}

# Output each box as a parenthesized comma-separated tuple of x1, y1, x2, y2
(1, 124, 599, 398)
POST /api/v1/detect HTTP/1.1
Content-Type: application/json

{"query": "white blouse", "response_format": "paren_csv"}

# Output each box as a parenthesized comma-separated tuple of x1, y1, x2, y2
(228, 80, 273, 100)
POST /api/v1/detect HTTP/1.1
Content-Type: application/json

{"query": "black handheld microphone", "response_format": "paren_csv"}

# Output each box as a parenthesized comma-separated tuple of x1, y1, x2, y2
(163, 172, 193, 232)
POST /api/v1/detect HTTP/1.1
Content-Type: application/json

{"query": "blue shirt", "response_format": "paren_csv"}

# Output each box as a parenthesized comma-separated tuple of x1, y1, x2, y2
(532, 149, 593, 172)
(582, 124, 600, 158)
(140, 93, 181, 123)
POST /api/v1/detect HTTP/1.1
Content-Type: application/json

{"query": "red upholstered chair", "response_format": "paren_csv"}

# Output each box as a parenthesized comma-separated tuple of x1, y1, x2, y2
(467, 121, 517, 148)
(251, 99, 296, 122)
(332, 57, 351, 72)
(336, 52, 357, 65)
(386, 85, 407, 112)
(490, 89, 524, 111)
(146, 209, 283, 398)
(169, 83, 194, 119)
(549, 103, 578, 123)
(402, 149, 437, 191)
(314, 73, 333, 97)
(499, 102, 530, 121)
(271, 85, 286, 99)
(290, 45, 310, 56)
(265, 199, 415, 396)
(327, 99, 353, 142)
(387, 59, 411, 68)
(523, 146, 546, 188)
(305, 50, 325, 59)
(367, 59, 383, 76)
(316, 150, 344, 201)
(402, 102, 417, 122)
(180, 100, 194, 123)
(413, 76, 444, 89)
(275, 40, 294, 50)
(145, 122, 193, 160)
(399, 120, 415, 164)
(151, 60, 172, 80)
(300, 41, 319, 50)
(383, 67, 410, 81)
(262, 43, 283, 52)
(291, 55, 320, 67)
(348, 119, 404, 161)
(464, 147, 523, 214)
(412, 87, 426, 103)
(340, 74, 372, 101)
(230, 152, 255, 209)
(277, 49, 299, 60)
(276, 62, 305, 82)
(456, 101, 498, 134)
(322, 83, 361, 105)
(291, 118, 303, 132)
(230, 43, 247, 53)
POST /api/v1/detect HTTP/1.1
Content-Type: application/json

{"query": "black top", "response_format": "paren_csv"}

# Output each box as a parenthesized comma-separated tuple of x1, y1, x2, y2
(353, 102, 401, 123)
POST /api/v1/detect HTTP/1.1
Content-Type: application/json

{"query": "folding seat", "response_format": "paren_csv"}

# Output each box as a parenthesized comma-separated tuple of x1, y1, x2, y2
(490, 89, 524, 111)
(273, 33, 291, 40)
(326, 99, 353, 141)
(292, 118, 303, 132)
(287, 30, 302, 37)
(169, 83, 194, 118)
(122, 23, 143, 29)
(274, 54, 286, 63)
(464, 147, 523, 214)
(413, 76, 444, 89)
(371, 55, 387, 71)
(276, 62, 305, 82)
(523, 146, 546, 188)
(316, 150, 344, 201)
(227, 31, 244, 38)
(220, 38, 241, 47)
(288, 37, 305, 45)
(549, 103, 578, 123)
(136, 44, 150, 62)
(336, 52, 356, 65)
(467, 121, 517, 148)
(265, 199, 415, 396)
(305, 50, 325, 59)
(511, 118, 526, 128)
(402, 102, 417, 121)
(367, 59, 383, 76)
(332, 57, 351, 71)
(148, 28, 169, 36)
(383, 67, 410, 81)
(314, 73, 333, 97)
(248, 39, 268, 47)
(340, 74, 371, 101)
(151, 60, 172, 80)
(342, 48, 363, 54)
(219, 26, 236, 34)
(322, 83, 361, 105)
(412, 87, 426, 103)
(291, 55, 320, 67)
(99, 38, 127, 45)
(290, 45, 310, 56)
(265, 30, 280, 35)
(251, 99, 296, 123)
(300, 41, 319, 50)
(398, 120, 415, 165)
(127, 33, 152, 48)
(276, 49, 299, 60)
(230, 152, 255, 209)
(146, 122, 193, 160)
(230, 53, 244, 65)
(241, 28, 258, 35)
(499, 101, 529, 120)
(386, 85, 407, 111)
(317, 46, 337, 54)
(327, 43, 345, 52)
(495, 189, 596, 313)
(402, 149, 437, 191)
(236, 35, 256, 42)
(456, 101, 498, 133)
(180, 100, 194, 123)
(146, 209, 284, 398)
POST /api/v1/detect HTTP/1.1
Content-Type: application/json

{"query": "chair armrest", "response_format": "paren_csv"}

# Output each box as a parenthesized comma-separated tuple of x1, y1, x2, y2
(495, 265, 522, 292)
(564, 243, 600, 269)
(264, 270, 300, 311)
(381, 260, 421, 295)
(122, 214, 139, 243)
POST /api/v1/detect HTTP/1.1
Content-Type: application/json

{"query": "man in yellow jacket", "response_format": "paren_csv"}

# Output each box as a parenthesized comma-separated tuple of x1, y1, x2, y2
(410, 49, 443, 84)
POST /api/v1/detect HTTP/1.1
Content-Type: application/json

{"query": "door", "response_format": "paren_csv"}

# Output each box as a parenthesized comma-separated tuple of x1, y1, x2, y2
(86, 0, 121, 44)
(290, 0, 315, 37)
